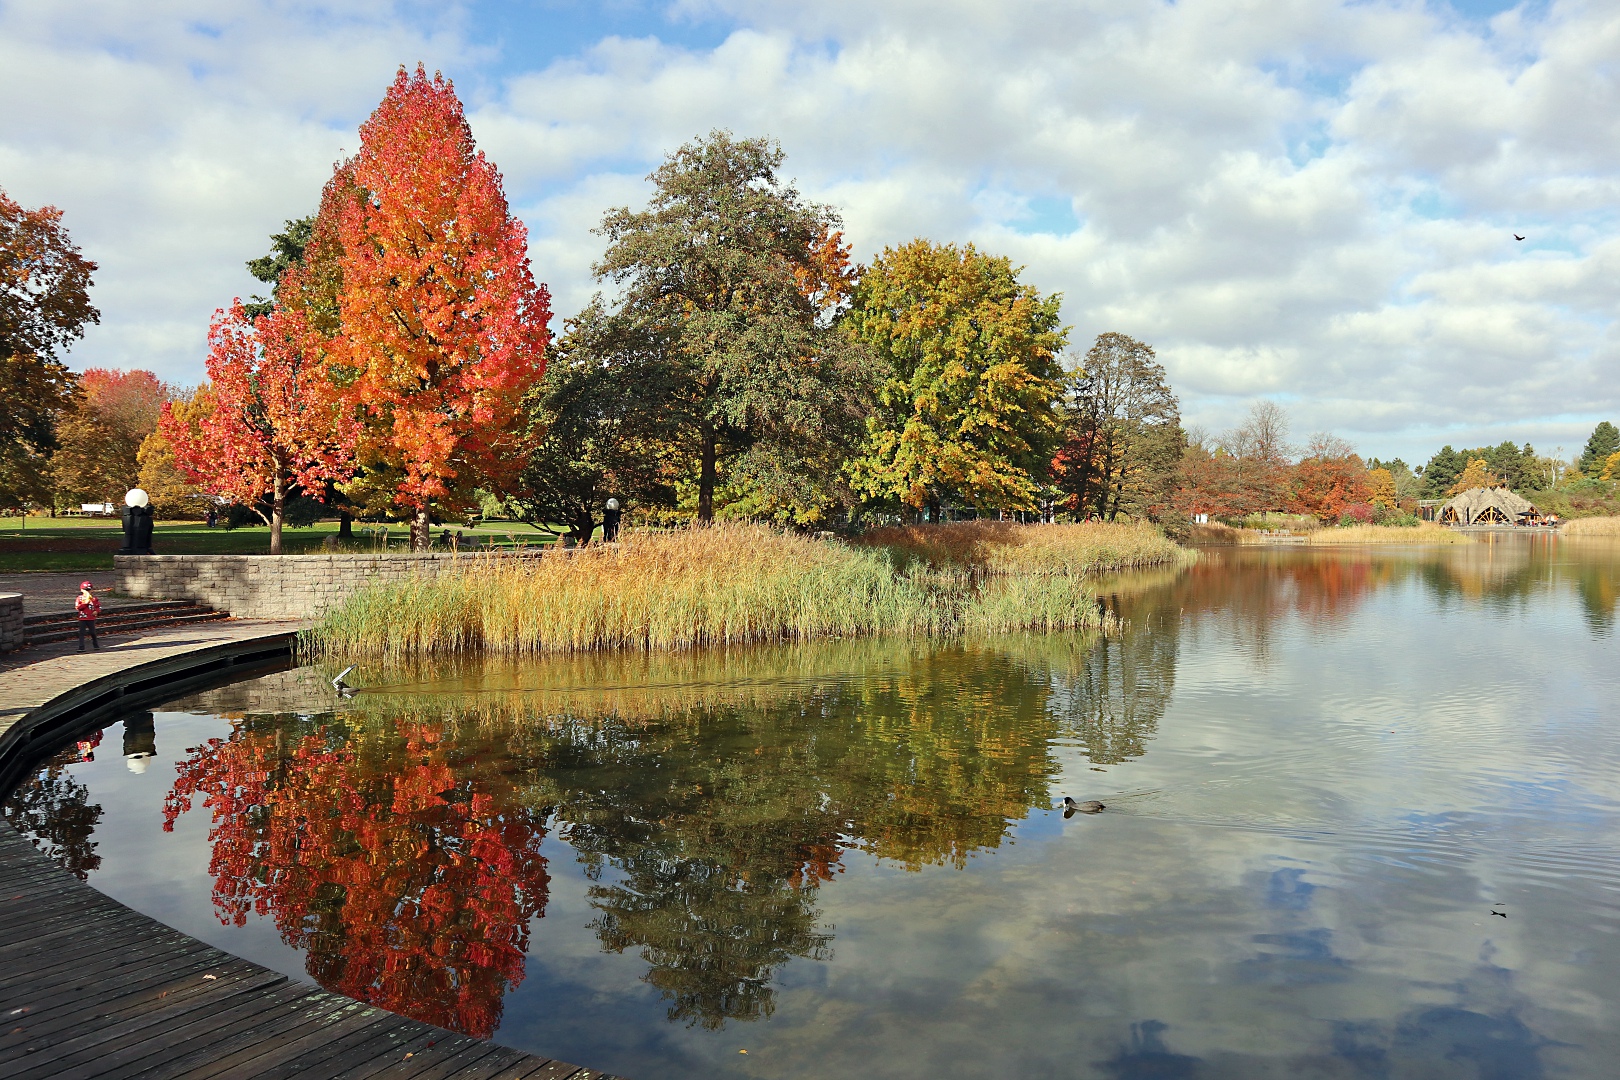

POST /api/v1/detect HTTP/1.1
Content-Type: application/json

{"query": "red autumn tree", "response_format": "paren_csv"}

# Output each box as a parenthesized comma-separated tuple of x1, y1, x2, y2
(50, 368, 170, 506)
(1289, 433, 1370, 523)
(330, 65, 551, 548)
(163, 292, 358, 553)
(163, 716, 551, 1038)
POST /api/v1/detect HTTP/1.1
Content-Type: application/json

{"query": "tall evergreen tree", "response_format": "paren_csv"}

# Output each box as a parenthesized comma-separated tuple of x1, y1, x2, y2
(1580, 421, 1618, 474)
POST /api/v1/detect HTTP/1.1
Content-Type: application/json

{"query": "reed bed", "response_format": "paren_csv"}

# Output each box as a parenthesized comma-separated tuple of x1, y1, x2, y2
(1191, 521, 1470, 545)
(1306, 522, 1472, 545)
(852, 519, 1187, 574)
(1562, 516, 1620, 536)
(305, 521, 1156, 660)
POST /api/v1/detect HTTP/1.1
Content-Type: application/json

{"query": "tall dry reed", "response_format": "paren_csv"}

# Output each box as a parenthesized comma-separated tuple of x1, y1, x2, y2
(305, 521, 1160, 659)
(1307, 522, 1472, 545)
(853, 519, 1187, 574)
(1562, 516, 1620, 536)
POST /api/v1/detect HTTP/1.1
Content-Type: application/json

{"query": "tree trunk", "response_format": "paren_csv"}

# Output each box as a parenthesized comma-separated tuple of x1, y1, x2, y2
(411, 505, 431, 551)
(269, 472, 285, 556)
(698, 421, 716, 524)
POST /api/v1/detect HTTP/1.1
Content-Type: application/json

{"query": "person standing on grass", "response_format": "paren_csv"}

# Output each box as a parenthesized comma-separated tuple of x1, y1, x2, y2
(76, 581, 101, 652)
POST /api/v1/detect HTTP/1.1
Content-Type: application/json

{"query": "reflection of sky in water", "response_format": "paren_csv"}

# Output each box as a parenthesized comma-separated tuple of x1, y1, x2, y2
(7, 537, 1620, 1079)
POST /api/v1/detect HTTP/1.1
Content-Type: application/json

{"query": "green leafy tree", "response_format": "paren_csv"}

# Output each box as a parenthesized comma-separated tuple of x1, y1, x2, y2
(515, 300, 687, 542)
(846, 240, 1067, 519)
(1054, 333, 1182, 521)
(1579, 421, 1619, 475)
(594, 131, 875, 523)
(0, 187, 99, 510)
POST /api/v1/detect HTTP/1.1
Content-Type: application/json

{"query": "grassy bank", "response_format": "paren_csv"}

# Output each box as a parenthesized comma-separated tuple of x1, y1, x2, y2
(0, 516, 564, 573)
(1190, 521, 1472, 545)
(306, 521, 1184, 659)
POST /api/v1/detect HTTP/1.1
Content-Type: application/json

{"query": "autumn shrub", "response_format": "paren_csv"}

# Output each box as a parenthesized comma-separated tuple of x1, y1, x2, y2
(305, 523, 1144, 659)
(1337, 503, 1375, 526)
(852, 519, 1186, 575)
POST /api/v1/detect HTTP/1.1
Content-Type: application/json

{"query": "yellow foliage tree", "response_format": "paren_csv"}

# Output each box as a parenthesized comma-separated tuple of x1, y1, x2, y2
(137, 385, 214, 518)
(1366, 467, 1397, 509)
(1448, 457, 1497, 495)
(1602, 451, 1620, 481)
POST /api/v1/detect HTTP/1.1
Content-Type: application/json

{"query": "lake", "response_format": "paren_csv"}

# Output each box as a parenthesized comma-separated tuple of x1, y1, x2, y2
(8, 535, 1619, 1079)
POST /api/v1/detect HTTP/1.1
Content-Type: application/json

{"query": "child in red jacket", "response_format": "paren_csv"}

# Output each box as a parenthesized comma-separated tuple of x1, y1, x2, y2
(76, 581, 101, 652)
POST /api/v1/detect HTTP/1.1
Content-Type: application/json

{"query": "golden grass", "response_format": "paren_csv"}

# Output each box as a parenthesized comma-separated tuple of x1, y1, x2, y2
(1307, 522, 1472, 545)
(305, 521, 1163, 659)
(1562, 516, 1620, 536)
(1191, 520, 1472, 545)
(852, 519, 1187, 574)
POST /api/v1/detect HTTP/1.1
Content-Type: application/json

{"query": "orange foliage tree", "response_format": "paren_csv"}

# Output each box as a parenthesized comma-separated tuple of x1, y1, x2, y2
(162, 295, 358, 554)
(328, 66, 551, 548)
(1289, 434, 1370, 522)
(163, 715, 551, 1037)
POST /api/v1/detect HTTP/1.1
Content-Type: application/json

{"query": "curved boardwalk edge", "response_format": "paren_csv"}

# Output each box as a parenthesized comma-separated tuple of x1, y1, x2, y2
(0, 627, 620, 1080)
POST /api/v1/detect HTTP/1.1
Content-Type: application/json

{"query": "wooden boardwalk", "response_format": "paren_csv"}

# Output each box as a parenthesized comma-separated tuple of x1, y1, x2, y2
(0, 626, 618, 1080)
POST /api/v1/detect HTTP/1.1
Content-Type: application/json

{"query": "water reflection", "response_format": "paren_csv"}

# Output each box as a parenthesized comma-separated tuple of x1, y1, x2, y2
(6, 738, 104, 880)
(161, 713, 553, 1037)
(5, 535, 1619, 1079)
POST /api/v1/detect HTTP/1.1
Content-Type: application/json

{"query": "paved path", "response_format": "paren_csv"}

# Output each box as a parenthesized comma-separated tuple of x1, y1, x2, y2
(0, 621, 299, 740)
(0, 627, 617, 1080)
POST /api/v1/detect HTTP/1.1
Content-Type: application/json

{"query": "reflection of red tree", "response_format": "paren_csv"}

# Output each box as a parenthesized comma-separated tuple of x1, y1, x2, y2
(164, 720, 549, 1038)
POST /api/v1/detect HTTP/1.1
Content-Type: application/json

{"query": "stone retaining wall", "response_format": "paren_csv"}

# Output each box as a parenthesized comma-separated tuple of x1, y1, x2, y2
(115, 552, 539, 619)
(0, 593, 25, 653)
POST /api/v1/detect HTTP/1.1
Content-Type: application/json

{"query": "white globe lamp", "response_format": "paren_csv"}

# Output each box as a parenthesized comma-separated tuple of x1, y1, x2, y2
(125, 488, 150, 509)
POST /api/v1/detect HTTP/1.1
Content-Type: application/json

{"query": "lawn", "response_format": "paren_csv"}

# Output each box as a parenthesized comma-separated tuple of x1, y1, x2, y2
(0, 516, 571, 573)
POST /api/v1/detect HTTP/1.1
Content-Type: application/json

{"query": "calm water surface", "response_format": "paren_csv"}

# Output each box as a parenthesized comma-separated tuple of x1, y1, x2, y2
(8, 537, 1620, 1079)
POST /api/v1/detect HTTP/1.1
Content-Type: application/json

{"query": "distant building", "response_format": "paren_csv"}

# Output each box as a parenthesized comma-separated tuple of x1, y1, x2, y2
(1437, 486, 1538, 526)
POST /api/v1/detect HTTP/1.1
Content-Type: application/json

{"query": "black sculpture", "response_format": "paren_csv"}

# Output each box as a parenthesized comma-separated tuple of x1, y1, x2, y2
(120, 500, 154, 555)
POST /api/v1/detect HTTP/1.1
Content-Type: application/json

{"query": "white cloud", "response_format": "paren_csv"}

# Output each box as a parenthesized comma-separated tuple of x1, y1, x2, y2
(3, 0, 1617, 461)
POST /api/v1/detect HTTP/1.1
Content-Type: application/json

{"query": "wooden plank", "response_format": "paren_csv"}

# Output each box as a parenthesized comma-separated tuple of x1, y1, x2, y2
(350, 1034, 512, 1080)
(0, 956, 268, 1044)
(23, 986, 344, 1080)
(106, 990, 358, 1080)
(198, 1001, 400, 1080)
(243, 1016, 427, 1080)
(6, 980, 324, 1080)
(0, 967, 284, 1052)
(261, 1018, 424, 1080)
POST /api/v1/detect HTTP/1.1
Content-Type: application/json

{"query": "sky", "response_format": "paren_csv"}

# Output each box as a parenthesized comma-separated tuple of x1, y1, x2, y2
(1, 0, 1616, 464)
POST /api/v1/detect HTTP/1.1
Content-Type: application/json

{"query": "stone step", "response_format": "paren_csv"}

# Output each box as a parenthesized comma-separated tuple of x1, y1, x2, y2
(29, 610, 230, 644)
(25, 600, 198, 627)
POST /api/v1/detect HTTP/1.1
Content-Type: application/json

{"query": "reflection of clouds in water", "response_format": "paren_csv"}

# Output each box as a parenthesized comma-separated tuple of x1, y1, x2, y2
(11, 539, 1619, 1079)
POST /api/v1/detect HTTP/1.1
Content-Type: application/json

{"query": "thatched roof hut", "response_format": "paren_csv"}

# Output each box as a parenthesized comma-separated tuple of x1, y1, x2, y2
(1437, 486, 1537, 526)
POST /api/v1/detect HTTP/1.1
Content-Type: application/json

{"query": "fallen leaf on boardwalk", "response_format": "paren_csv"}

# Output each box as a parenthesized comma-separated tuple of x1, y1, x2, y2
(9, 1008, 27, 1015)
(202, 974, 218, 980)
(404, 1053, 414, 1060)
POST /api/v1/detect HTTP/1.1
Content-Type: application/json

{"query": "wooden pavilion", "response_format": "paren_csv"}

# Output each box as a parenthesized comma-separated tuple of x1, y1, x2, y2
(1437, 486, 1538, 526)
